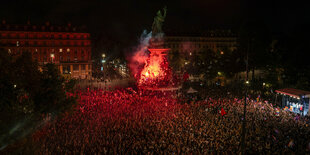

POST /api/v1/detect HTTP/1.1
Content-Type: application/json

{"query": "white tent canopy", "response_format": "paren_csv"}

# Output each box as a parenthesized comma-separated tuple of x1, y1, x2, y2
(187, 87, 198, 93)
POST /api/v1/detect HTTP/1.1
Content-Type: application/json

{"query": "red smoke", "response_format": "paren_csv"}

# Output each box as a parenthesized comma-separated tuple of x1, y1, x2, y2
(138, 48, 172, 88)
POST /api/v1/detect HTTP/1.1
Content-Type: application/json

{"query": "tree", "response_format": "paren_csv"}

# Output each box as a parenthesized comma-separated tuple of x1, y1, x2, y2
(0, 49, 77, 151)
(197, 49, 219, 83)
(239, 20, 273, 81)
(168, 50, 185, 72)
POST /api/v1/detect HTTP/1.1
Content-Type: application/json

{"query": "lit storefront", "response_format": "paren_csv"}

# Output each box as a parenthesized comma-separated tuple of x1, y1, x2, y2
(275, 88, 310, 116)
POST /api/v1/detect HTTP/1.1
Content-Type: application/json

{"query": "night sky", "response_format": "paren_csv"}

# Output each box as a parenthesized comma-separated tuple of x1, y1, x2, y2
(1, 0, 310, 52)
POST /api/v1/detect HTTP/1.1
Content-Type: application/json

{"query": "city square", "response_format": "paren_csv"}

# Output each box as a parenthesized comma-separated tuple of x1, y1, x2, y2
(1, 0, 310, 154)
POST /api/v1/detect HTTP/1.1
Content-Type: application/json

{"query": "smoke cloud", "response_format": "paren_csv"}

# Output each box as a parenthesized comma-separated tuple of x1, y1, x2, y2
(127, 30, 152, 79)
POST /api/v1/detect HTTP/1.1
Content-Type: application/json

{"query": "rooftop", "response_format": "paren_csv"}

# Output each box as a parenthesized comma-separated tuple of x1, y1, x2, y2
(0, 20, 88, 33)
(275, 88, 310, 99)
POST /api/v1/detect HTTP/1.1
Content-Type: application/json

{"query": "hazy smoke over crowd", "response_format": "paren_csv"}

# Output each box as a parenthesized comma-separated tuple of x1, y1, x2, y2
(127, 30, 152, 78)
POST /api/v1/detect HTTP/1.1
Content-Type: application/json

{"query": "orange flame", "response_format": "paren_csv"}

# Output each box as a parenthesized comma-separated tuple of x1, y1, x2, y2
(139, 48, 170, 87)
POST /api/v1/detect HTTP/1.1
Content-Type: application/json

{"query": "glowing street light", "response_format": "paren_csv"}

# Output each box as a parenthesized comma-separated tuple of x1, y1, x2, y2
(102, 53, 106, 65)
(50, 53, 55, 63)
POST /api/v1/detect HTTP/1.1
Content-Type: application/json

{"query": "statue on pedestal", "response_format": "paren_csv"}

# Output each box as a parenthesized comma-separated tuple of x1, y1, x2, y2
(150, 6, 167, 48)
(152, 6, 167, 38)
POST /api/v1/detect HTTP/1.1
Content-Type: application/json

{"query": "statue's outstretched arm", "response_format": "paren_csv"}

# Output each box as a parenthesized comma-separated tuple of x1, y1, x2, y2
(163, 6, 167, 18)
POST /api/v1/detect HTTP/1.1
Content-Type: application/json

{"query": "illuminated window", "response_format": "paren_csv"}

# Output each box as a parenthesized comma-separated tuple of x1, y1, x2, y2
(59, 48, 63, 52)
(8, 49, 11, 53)
(35, 48, 38, 52)
(81, 64, 86, 70)
(16, 41, 19, 47)
(67, 48, 70, 52)
(73, 65, 79, 70)
(63, 65, 70, 74)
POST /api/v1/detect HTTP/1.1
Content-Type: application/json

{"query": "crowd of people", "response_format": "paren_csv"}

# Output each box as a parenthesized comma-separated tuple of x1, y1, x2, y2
(31, 87, 310, 154)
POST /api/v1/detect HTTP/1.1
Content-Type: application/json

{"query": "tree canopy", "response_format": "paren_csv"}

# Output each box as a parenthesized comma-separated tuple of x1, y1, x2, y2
(0, 49, 77, 151)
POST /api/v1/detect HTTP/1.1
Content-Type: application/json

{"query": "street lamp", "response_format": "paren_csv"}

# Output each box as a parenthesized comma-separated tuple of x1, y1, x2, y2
(241, 42, 249, 155)
(50, 53, 55, 63)
(101, 53, 106, 64)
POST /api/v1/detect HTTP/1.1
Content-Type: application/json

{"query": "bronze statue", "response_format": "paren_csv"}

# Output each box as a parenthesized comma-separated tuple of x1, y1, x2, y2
(152, 6, 167, 37)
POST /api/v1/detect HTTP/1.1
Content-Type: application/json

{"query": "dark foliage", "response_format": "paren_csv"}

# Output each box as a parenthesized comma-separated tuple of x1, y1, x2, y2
(0, 50, 77, 151)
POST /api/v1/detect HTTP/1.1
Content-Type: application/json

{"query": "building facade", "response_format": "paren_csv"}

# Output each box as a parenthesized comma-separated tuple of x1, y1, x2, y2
(163, 29, 239, 83)
(164, 29, 238, 55)
(0, 21, 92, 79)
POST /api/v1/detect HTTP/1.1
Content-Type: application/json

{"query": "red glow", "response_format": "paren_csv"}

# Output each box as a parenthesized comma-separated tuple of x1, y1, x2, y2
(139, 48, 172, 88)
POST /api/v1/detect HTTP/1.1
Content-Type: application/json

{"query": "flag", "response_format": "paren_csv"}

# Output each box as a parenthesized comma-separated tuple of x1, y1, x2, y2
(294, 115, 300, 121)
(183, 72, 189, 81)
(288, 139, 294, 148)
(272, 135, 277, 142)
(275, 108, 280, 116)
(274, 129, 279, 134)
(221, 107, 227, 116)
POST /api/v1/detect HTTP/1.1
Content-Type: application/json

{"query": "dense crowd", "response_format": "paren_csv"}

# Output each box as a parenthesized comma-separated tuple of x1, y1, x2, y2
(32, 87, 310, 154)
